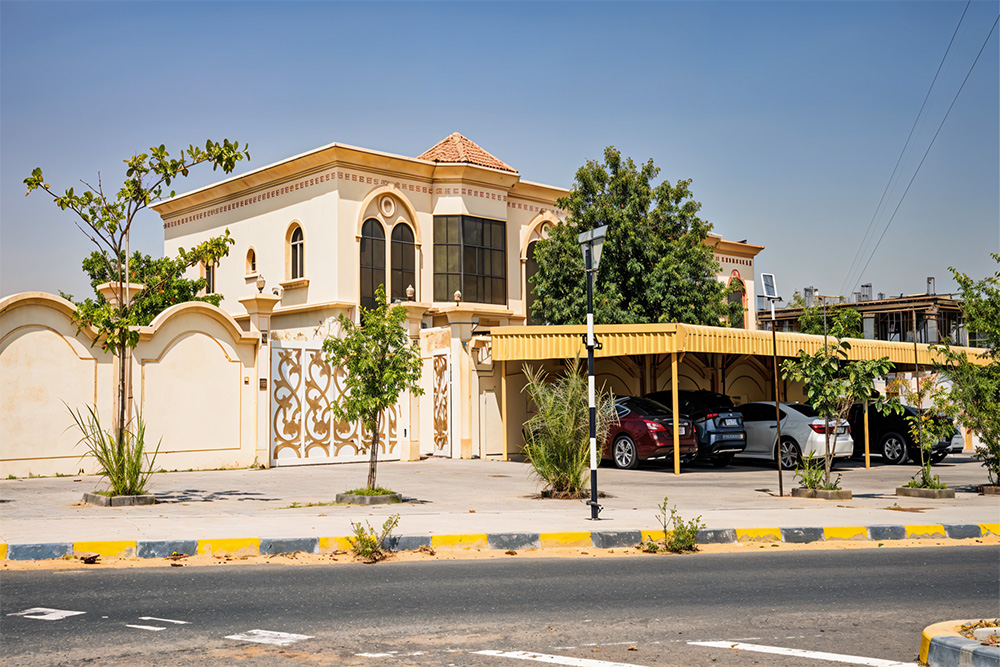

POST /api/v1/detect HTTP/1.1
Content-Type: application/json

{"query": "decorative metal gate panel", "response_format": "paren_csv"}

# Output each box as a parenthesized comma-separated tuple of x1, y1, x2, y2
(431, 350, 451, 457)
(270, 341, 403, 466)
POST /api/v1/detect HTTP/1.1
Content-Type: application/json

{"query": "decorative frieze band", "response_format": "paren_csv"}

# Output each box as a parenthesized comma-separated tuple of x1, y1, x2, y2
(715, 254, 753, 268)
(163, 168, 561, 230)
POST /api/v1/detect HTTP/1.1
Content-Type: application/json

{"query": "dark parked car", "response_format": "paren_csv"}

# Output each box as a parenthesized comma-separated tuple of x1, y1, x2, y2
(603, 396, 698, 469)
(847, 403, 956, 465)
(644, 390, 746, 467)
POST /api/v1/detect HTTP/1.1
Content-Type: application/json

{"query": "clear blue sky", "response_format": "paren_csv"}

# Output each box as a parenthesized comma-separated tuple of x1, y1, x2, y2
(2, 1, 997, 304)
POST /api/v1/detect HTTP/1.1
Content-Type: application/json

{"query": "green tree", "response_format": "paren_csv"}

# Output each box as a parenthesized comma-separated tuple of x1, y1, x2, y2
(322, 286, 424, 491)
(782, 340, 899, 487)
(63, 248, 230, 331)
(890, 374, 953, 489)
(24, 139, 250, 470)
(799, 304, 862, 338)
(530, 146, 742, 326)
(934, 254, 1000, 485)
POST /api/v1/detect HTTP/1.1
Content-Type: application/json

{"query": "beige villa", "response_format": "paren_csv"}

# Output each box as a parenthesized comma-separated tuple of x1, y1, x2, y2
(150, 133, 764, 467)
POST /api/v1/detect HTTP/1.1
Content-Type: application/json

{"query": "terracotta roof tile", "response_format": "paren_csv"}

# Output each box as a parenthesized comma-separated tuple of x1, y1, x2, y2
(417, 133, 517, 173)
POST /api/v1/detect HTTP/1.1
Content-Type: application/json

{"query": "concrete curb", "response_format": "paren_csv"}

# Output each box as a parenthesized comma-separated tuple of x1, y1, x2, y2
(2, 523, 996, 561)
(921, 620, 1000, 667)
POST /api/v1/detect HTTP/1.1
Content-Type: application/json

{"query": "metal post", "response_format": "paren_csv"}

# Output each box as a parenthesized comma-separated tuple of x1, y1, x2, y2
(585, 246, 601, 520)
(771, 302, 783, 496)
(913, 307, 922, 457)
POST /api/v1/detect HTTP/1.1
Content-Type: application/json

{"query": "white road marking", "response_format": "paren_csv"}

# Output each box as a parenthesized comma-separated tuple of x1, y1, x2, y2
(475, 650, 647, 667)
(139, 616, 189, 624)
(688, 641, 917, 666)
(126, 624, 165, 631)
(226, 629, 313, 646)
(7, 607, 86, 621)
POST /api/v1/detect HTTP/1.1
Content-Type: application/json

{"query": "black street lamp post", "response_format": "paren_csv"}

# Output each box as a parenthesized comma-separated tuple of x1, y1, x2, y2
(579, 225, 608, 520)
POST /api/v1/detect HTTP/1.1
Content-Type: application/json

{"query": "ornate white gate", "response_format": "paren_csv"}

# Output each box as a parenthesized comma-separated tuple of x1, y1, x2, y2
(431, 349, 451, 457)
(269, 341, 404, 466)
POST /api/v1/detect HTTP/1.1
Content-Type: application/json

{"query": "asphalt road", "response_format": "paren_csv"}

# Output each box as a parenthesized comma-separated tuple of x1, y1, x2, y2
(2, 546, 997, 666)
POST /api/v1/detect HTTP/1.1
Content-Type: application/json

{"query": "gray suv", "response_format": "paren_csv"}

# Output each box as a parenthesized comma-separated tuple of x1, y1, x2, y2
(645, 390, 747, 467)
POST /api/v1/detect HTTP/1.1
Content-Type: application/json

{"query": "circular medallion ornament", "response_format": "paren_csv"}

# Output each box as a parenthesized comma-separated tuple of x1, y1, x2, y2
(379, 196, 396, 218)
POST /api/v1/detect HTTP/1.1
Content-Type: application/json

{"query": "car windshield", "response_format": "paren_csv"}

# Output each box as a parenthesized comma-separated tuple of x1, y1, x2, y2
(786, 403, 818, 417)
(624, 397, 673, 418)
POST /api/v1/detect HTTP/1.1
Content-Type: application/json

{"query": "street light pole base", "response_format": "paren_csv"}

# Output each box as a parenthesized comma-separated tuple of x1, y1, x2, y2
(586, 499, 603, 520)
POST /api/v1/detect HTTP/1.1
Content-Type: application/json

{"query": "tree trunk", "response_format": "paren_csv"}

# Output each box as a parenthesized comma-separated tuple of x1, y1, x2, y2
(367, 412, 381, 490)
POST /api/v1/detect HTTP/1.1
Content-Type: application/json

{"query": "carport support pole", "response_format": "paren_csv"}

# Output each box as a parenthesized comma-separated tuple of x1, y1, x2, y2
(585, 246, 600, 520)
(671, 353, 681, 475)
(771, 302, 784, 497)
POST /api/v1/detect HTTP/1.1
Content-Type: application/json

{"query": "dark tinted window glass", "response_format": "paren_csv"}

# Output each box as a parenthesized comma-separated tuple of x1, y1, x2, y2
(786, 403, 818, 418)
(433, 214, 506, 304)
(625, 397, 673, 418)
(360, 219, 385, 310)
(390, 223, 415, 301)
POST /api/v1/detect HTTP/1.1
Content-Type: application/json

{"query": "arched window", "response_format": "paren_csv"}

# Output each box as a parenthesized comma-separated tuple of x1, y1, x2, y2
(728, 278, 746, 329)
(525, 241, 541, 324)
(390, 223, 415, 302)
(246, 248, 256, 275)
(204, 262, 216, 294)
(360, 218, 386, 311)
(289, 226, 305, 280)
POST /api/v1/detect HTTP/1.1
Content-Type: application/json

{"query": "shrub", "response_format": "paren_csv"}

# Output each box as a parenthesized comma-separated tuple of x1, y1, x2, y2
(794, 453, 841, 490)
(344, 487, 396, 496)
(521, 357, 616, 497)
(641, 496, 704, 554)
(68, 404, 160, 497)
(349, 514, 399, 563)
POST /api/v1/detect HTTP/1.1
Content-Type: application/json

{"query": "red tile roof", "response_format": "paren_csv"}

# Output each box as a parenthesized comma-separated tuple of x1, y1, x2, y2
(417, 133, 517, 173)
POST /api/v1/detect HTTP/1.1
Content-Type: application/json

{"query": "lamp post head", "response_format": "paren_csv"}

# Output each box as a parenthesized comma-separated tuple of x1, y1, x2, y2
(406, 284, 415, 300)
(578, 225, 608, 272)
(453, 290, 462, 304)
(256, 275, 266, 293)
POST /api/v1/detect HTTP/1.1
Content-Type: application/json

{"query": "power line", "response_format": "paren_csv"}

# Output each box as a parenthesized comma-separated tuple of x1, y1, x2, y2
(849, 13, 1000, 296)
(839, 1, 972, 297)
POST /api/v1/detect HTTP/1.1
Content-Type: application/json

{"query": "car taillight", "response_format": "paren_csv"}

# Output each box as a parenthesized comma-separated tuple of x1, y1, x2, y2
(705, 413, 719, 419)
(645, 420, 666, 432)
(809, 424, 827, 434)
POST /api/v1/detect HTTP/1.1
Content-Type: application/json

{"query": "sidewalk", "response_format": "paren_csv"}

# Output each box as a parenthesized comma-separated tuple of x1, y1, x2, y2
(1, 453, 997, 559)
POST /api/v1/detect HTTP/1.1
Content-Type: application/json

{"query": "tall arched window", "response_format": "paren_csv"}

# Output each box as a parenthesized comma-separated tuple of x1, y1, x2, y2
(360, 218, 386, 310)
(525, 241, 541, 324)
(289, 226, 305, 279)
(390, 223, 415, 302)
(728, 278, 746, 329)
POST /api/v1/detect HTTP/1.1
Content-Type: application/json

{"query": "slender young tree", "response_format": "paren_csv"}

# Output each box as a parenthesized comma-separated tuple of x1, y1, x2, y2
(322, 286, 424, 490)
(934, 254, 1000, 485)
(24, 140, 250, 452)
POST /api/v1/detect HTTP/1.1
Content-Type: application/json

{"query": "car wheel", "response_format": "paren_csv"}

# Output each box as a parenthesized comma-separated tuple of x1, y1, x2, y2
(930, 451, 948, 464)
(710, 452, 735, 468)
(612, 436, 639, 470)
(880, 432, 909, 465)
(776, 439, 801, 469)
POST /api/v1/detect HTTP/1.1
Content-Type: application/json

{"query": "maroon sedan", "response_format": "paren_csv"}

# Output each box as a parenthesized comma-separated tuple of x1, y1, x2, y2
(603, 396, 698, 469)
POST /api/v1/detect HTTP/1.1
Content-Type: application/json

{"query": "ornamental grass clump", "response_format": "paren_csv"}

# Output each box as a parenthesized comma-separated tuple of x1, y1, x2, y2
(794, 453, 842, 491)
(68, 404, 160, 497)
(521, 357, 616, 498)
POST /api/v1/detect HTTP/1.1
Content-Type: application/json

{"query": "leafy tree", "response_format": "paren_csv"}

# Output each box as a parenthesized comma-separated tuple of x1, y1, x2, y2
(799, 305, 862, 338)
(530, 146, 742, 326)
(782, 340, 899, 488)
(24, 139, 250, 468)
(322, 285, 424, 491)
(890, 374, 953, 489)
(934, 254, 1000, 485)
(63, 248, 230, 330)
